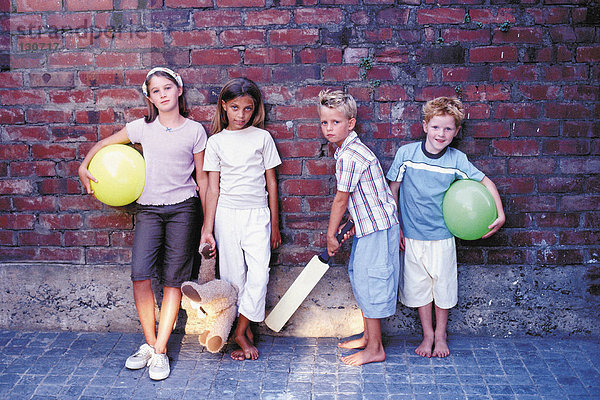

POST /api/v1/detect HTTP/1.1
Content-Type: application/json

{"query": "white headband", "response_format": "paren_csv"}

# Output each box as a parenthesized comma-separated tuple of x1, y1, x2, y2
(141, 67, 183, 97)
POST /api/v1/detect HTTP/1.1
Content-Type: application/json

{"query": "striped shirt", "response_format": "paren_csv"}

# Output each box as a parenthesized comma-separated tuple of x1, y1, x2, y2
(386, 141, 485, 240)
(335, 131, 398, 238)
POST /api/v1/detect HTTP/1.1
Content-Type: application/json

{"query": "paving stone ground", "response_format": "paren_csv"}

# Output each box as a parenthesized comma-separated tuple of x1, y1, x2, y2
(0, 330, 598, 400)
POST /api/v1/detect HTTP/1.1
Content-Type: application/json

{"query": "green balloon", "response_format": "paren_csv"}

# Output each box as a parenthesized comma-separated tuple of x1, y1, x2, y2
(442, 179, 497, 240)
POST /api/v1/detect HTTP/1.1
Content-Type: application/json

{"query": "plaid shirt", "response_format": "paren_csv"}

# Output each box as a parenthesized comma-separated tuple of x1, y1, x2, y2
(334, 131, 398, 238)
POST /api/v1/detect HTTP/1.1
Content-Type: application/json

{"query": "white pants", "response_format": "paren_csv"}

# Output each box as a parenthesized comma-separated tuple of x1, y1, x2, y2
(214, 206, 271, 322)
(401, 237, 457, 309)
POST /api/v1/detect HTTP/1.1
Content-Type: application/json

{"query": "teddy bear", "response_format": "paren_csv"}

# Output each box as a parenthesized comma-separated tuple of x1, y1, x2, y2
(180, 243, 238, 353)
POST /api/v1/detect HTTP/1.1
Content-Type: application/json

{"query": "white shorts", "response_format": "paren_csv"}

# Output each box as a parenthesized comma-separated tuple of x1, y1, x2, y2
(400, 237, 457, 309)
(214, 205, 271, 322)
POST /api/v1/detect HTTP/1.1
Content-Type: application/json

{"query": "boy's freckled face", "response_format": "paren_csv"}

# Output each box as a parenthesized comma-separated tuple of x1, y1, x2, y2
(319, 106, 356, 147)
(423, 114, 460, 155)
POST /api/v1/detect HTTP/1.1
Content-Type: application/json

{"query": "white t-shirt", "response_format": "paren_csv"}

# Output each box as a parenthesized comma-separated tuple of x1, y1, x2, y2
(126, 117, 207, 205)
(203, 126, 281, 209)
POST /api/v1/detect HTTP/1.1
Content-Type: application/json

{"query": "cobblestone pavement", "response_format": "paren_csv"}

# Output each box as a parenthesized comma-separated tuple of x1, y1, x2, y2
(0, 330, 598, 399)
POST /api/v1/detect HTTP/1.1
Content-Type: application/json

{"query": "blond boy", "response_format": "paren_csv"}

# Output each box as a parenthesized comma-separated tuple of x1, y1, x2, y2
(387, 97, 505, 358)
(319, 90, 400, 366)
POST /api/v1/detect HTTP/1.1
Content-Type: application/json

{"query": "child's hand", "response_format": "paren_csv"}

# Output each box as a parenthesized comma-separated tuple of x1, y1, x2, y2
(200, 230, 217, 258)
(481, 213, 506, 239)
(337, 223, 354, 244)
(326, 235, 341, 257)
(271, 225, 281, 249)
(77, 165, 97, 194)
(399, 227, 405, 251)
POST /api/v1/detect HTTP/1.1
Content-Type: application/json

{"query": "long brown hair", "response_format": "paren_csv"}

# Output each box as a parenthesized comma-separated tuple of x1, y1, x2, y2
(211, 77, 265, 135)
(143, 70, 189, 123)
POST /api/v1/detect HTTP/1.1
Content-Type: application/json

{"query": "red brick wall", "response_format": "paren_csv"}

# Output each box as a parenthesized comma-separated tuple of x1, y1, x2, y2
(1, 2, 599, 278)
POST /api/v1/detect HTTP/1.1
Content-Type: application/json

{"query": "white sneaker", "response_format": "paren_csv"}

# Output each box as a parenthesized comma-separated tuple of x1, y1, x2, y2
(125, 343, 155, 370)
(148, 352, 170, 380)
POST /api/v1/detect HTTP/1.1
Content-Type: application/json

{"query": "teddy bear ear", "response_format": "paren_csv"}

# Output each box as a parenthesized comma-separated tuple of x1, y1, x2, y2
(199, 243, 212, 258)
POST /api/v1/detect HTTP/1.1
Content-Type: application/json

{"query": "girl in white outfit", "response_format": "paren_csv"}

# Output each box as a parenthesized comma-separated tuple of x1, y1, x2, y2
(201, 77, 281, 361)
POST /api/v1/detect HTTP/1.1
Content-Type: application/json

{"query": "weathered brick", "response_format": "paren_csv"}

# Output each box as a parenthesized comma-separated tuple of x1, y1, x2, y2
(561, 195, 600, 211)
(5, 126, 51, 141)
(16, 0, 61, 12)
(220, 29, 265, 46)
(418, 45, 465, 64)
(512, 121, 559, 138)
(39, 178, 81, 195)
(494, 103, 540, 119)
(281, 179, 331, 196)
(470, 46, 518, 63)
(193, 10, 242, 27)
(542, 139, 589, 156)
(0, 214, 36, 229)
(13, 196, 57, 211)
(0, 108, 25, 124)
(417, 8, 465, 24)
(86, 247, 131, 264)
(442, 28, 490, 44)
(295, 8, 343, 25)
(86, 213, 134, 229)
(10, 161, 56, 177)
(0, 89, 45, 106)
(545, 103, 591, 119)
(19, 231, 62, 246)
(191, 49, 240, 65)
(31, 144, 77, 160)
(0, 180, 35, 195)
(510, 231, 557, 246)
(536, 212, 580, 228)
(299, 47, 342, 64)
(576, 46, 600, 62)
(376, 8, 410, 25)
(170, 30, 218, 47)
(305, 159, 335, 176)
(492, 140, 539, 156)
(491, 65, 538, 81)
(470, 8, 516, 24)
(269, 29, 319, 46)
(245, 9, 291, 26)
(537, 249, 584, 266)
(277, 141, 322, 158)
(494, 27, 543, 44)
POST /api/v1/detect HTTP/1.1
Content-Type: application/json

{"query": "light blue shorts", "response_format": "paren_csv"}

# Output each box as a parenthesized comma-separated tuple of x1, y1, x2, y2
(348, 224, 400, 319)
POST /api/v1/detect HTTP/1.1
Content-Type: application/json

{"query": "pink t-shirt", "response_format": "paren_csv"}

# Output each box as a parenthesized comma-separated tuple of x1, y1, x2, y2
(126, 117, 207, 205)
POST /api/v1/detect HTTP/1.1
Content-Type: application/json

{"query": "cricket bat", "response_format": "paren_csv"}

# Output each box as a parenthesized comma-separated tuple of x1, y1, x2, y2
(265, 220, 354, 332)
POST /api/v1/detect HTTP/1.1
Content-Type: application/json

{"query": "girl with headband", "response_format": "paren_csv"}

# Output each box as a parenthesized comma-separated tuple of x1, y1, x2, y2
(78, 67, 208, 380)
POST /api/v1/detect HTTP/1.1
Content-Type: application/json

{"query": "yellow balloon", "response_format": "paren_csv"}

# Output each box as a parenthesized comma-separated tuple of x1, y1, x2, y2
(89, 144, 146, 206)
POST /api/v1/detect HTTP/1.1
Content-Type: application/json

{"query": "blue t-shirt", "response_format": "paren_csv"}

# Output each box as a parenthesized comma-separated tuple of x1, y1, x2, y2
(386, 141, 485, 240)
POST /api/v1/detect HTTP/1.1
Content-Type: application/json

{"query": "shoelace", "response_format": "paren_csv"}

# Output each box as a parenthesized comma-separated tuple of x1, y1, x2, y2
(151, 354, 167, 368)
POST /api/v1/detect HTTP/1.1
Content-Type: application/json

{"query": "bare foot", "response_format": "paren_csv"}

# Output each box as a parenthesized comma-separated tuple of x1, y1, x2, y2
(231, 333, 258, 361)
(338, 335, 367, 350)
(432, 333, 449, 358)
(246, 325, 254, 344)
(341, 347, 385, 366)
(415, 335, 434, 358)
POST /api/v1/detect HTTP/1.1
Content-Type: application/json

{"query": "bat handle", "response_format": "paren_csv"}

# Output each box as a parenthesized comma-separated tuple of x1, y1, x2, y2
(318, 220, 354, 263)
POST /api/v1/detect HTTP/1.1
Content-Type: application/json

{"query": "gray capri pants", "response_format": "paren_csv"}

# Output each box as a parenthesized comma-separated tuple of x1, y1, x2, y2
(131, 197, 200, 287)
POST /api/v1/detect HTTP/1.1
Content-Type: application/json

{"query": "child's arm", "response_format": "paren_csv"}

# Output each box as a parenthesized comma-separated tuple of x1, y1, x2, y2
(265, 168, 281, 250)
(78, 128, 131, 194)
(480, 176, 506, 239)
(388, 180, 405, 251)
(200, 171, 220, 257)
(193, 150, 209, 215)
(327, 190, 351, 257)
